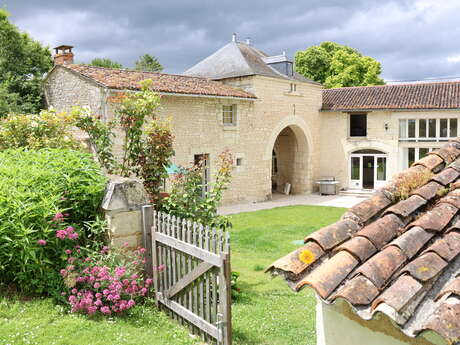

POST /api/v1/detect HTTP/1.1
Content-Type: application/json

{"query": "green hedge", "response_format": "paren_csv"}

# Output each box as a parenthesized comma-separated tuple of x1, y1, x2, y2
(0, 149, 107, 294)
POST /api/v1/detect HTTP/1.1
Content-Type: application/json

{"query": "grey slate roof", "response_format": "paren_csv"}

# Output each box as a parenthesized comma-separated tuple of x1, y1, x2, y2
(183, 41, 319, 85)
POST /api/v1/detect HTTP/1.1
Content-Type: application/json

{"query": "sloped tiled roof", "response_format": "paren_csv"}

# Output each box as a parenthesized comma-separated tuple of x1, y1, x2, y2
(268, 139, 460, 345)
(57, 64, 256, 99)
(184, 41, 318, 84)
(322, 81, 460, 111)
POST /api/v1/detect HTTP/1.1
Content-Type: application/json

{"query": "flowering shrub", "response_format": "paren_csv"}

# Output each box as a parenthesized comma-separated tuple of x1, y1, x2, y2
(0, 149, 107, 294)
(161, 150, 233, 229)
(0, 109, 80, 150)
(60, 243, 155, 315)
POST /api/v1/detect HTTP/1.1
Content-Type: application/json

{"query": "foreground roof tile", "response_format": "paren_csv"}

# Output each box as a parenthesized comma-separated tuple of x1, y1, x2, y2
(422, 231, 460, 261)
(355, 214, 404, 249)
(386, 226, 434, 259)
(304, 218, 360, 250)
(432, 167, 460, 186)
(409, 203, 458, 232)
(354, 246, 406, 289)
(399, 252, 448, 282)
(384, 195, 427, 217)
(332, 275, 379, 305)
(344, 192, 393, 223)
(372, 274, 423, 313)
(295, 251, 359, 298)
(423, 297, 460, 345)
(429, 143, 460, 164)
(413, 154, 445, 171)
(410, 181, 444, 201)
(437, 277, 460, 300)
(334, 236, 377, 262)
(267, 241, 325, 278)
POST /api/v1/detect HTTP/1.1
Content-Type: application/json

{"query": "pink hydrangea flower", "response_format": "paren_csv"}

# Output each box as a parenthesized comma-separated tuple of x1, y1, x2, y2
(68, 232, 78, 240)
(100, 306, 111, 315)
(37, 239, 47, 246)
(115, 267, 126, 277)
(56, 230, 67, 239)
(65, 249, 72, 254)
(122, 242, 129, 247)
(52, 213, 64, 222)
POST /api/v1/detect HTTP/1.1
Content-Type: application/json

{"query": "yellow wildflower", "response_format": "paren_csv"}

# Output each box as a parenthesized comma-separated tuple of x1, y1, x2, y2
(299, 249, 315, 265)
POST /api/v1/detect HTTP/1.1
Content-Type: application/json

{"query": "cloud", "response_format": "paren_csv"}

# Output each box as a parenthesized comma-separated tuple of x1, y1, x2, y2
(4, 0, 460, 81)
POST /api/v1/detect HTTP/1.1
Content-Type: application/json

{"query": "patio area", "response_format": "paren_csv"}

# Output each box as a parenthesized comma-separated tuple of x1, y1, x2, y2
(218, 192, 365, 215)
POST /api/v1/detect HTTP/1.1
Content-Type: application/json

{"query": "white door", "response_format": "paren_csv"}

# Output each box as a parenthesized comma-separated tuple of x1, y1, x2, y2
(349, 154, 387, 190)
(350, 155, 362, 189)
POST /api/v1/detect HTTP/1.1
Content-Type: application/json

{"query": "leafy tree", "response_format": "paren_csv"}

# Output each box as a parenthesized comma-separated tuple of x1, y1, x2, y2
(135, 54, 163, 72)
(89, 58, 123, 69)
(295, 41, 385, 88)
(0, 9, 53, 116)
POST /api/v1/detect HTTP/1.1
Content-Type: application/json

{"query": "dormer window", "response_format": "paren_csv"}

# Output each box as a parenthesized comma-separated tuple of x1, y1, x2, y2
(222, 105, 237, 126)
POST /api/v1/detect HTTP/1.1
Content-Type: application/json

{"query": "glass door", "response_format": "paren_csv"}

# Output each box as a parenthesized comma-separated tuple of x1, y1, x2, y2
(350, 156, 362, 189)
(374, 156, 387, 189)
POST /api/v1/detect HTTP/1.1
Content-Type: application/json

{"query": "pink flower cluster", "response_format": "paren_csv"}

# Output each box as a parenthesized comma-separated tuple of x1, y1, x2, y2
(61, 247, 153, 316)
(56, 226, 78, 240)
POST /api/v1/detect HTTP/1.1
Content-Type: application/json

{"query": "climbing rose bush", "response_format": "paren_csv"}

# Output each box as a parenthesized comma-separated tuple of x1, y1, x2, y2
(60, 242, 157, 315)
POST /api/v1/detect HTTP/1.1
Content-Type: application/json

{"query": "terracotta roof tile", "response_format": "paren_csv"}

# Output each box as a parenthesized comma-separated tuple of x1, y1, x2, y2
(332, 275, 379, 305)
(432, 167, 460, 186)
(409, 203, 458, 232)
(372, 275, 423, 312)
(399, 252, 448, 282)
(334, 236, 377, 262)
(304, 218, 360, 250)
(413, 154, 445, 171)
(353, 246, 406, 289)
(430, 143, 460, 164)
(384, 195, 427, 217)
(422, 231, 460, 261)
(59, 64, 256, 99)
(355, 214, 404, 249)
(423, 297, 460, 344)
(295, 251, 359, 298)
(343, 192, 392, 223)
(266, 241, 324, 279)
(437, 277, 460, 300)
(267, 139, 460, 345)
(410, 181, 444, 200)
(385, 226, 434, 259)
(322, 81, 460, 111)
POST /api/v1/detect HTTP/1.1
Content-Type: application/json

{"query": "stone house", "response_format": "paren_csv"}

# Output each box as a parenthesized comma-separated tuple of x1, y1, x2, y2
(45, 39, 460, 204)
(269, 139, 460, 345)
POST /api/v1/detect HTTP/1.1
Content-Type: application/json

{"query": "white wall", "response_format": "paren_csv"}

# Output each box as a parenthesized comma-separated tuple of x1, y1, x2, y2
(316, 299, 446, 345)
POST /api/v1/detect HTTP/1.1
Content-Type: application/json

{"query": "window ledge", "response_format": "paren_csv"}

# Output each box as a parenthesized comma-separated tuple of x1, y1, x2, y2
(223, 125, 238, 131)
(283, 91, 304, 97)
(348, 136, 368, 140)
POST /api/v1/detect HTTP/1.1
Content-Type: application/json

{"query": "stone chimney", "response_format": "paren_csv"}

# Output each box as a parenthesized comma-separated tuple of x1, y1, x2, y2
(53, 45, 74, 65)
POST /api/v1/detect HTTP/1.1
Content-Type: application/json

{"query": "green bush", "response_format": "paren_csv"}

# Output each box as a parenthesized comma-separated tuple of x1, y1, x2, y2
(0, 110, 81, 150)
(0, 149, 107, 295)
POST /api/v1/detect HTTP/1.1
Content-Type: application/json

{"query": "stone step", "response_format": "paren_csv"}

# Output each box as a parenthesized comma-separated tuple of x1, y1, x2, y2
(339, 189, 375, 197)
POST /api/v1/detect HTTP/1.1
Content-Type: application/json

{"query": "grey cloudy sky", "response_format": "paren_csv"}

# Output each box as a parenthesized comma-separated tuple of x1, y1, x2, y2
(5, 0, 460, 81)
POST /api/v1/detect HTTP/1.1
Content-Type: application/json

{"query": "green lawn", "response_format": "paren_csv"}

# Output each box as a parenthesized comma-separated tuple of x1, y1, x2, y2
(0, 205, 345, 345)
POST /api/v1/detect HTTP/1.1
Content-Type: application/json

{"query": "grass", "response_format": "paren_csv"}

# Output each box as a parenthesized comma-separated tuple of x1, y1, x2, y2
(230, 205, 346, 345)
(0, 205, 345, 345)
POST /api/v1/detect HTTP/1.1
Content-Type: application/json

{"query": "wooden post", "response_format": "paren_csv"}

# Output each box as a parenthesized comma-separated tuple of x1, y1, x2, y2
(221, 233, 232, 345)
(142, 205, 154, 278)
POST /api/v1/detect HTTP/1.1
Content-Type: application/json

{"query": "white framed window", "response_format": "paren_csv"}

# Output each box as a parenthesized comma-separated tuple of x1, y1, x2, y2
(402, 147, 435, 168)
(399, 118, 459, 142)
(222, 105, 237, 126)
(289, 83, 297, 92)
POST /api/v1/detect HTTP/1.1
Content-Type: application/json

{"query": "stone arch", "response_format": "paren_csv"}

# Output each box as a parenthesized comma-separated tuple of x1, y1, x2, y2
(266, 116, 312, 195)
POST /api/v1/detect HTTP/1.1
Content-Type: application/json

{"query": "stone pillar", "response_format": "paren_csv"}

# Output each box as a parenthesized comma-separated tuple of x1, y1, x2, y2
(101, 176, 150, 248)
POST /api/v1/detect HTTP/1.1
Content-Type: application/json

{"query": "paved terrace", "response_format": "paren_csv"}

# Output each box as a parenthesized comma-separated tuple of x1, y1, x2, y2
(218, 192, 364, 215)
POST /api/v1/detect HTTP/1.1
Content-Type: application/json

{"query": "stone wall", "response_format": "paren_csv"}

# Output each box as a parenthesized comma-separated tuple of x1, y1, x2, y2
(101, 177, 149, 248)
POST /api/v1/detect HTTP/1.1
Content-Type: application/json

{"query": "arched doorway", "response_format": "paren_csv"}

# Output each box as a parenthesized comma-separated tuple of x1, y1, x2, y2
(270, 125, 309, 195)
(349, 149, 387, 190)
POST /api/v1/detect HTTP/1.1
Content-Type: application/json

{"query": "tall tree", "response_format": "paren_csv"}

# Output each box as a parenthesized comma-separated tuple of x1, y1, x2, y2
(0, 9, 53, 116)
(135, 54, 163, 72)
(89, 58, 123, 69)
(295, 41, 385, 88)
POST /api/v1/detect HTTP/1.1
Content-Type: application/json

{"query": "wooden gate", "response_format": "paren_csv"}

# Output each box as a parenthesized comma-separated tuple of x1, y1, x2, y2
(142, 206, 232, 345)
